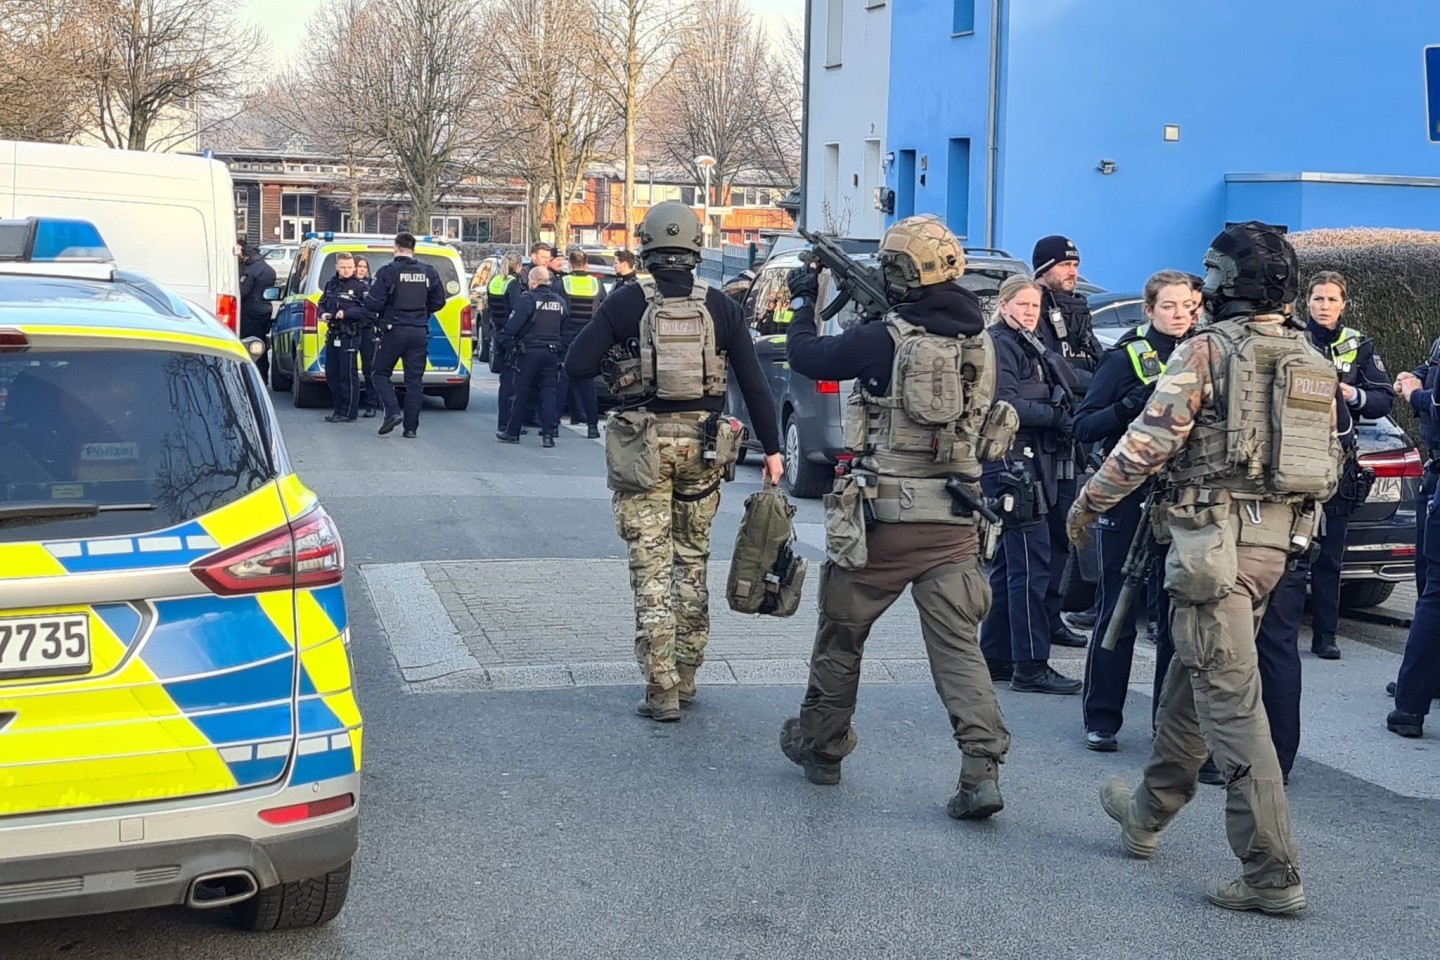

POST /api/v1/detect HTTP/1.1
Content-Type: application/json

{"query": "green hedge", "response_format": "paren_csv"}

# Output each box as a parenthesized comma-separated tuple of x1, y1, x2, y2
(1289, 228, 1440, 443)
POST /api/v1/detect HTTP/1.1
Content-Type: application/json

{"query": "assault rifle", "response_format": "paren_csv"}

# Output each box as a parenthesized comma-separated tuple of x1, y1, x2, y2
(796, 227, 892, 322)
(1100, 483, 1162, 651)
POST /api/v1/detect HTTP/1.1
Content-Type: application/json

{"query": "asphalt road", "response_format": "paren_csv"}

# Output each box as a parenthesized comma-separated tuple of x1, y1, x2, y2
(7, 373, 1439, 960)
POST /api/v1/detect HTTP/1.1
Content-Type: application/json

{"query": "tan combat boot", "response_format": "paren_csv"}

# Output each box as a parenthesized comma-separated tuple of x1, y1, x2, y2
(947, 755, 1004, 820)
(677, 663, 699, 708)
(1206, 878, 1307, 915)
(636, 683, 681, 722)
(1101, 778, 1160, 859)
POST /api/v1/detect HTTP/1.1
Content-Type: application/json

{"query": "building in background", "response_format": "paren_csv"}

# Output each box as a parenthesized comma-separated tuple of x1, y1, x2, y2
(860, 0, 1440, 288)
(804, 0, 891, 238)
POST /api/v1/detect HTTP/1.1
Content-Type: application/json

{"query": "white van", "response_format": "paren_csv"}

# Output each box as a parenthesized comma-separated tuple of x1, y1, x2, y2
(0, 140, 241, 331)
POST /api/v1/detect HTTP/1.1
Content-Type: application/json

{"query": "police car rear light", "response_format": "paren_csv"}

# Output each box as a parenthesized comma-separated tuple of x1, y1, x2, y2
(259, 793, 355, 825)
(302, 299, 319, 334)
(459, 304, 474, 337)
(191, 508, 344, 596)
(216, 294, 239, 333)
(815, 380, 840, 394)
(1359, 448, 1423, 479)
(0, 328, 29, 351)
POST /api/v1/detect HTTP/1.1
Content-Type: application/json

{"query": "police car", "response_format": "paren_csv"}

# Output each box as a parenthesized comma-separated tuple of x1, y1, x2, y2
(267, 232, 474, 410)
(0, 219, 362, 929)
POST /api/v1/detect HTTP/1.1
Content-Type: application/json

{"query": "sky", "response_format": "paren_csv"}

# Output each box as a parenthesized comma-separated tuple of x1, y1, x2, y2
(245, 0, 803, 62)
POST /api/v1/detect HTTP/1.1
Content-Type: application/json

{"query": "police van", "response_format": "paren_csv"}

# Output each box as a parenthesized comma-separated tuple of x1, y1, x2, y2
(0, 218, 362, 930)
(268, 233, 474, 410)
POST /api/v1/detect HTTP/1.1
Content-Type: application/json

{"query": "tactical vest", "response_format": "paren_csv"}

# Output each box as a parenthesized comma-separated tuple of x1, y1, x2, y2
(392, 263, 429, 313)
(562, 273, 602, 322)
(636, 278, 727, 401)
(1123, 325, 1166, 385)
(522, 293, 565, 343)
(845, 314, 1018, 523)
(1170, 318, 1341, 502)
(1325, 326, 1362, 375)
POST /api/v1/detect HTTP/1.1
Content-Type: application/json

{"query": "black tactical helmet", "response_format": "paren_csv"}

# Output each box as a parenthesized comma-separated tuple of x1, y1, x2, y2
(1201, 221, 1299, 316)
(637, 201, 703, 268)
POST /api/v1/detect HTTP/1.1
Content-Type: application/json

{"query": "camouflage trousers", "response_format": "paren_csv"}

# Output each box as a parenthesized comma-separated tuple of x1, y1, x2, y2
(612, 426, 723, 690)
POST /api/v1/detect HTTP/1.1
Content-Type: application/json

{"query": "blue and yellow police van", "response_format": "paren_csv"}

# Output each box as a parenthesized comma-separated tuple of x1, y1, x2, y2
(0, 218, 362, 930)
(267, 233, 474, 411)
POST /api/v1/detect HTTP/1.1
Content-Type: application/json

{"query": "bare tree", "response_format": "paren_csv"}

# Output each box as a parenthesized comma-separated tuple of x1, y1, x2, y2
(72, 0, 267, 151)
(656, 0, 775, 218)
(585, 0, 692, 244)
(752, 18, 804, 188)
(481, 0, 620, 247)
(0, 2, 90, 142)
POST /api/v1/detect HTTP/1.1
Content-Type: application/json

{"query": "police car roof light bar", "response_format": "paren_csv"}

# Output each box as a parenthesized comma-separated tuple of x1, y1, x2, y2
(0, 218, 114, 263)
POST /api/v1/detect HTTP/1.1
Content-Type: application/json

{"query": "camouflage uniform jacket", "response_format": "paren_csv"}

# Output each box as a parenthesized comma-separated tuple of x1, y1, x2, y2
(1081, 314, 1335, 514)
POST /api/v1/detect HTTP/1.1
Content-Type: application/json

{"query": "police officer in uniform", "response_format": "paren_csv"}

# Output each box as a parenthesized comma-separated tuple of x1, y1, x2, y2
(1032, 235, 1100, 649)
(557, 249, 607, 437)
(362, 232, 447, 438)
(1074, 270, 1198, 751)
(237, 241, 277, 382)
(777, 215, 1014, 819)
(613, 250, 639, 287)
(980, 275, 1084, 695)
(1069, 221, 1341, 915)
(564, 202, 782, 721)
(1397, 335, 1440, 594)
(488, 253, 525, 434)
(496, 266, 567, 447)
(354, 257, 380, 417)
(318, 252, 371, 423)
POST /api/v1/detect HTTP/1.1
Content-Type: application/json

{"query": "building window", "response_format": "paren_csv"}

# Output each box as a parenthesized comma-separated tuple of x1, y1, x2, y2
(280, 192, 316, 242)
(897, 150, 916, 219)
(680, 185, 697, 206)
(758, 189, 772, 206)
(234, 189, 248, 236)
(823, 143, 841, 225)
(430, 216, 462, 240)
(825, 0, 843, 67)
(947, 138, 971, 237)
(953, 0, 975, 35)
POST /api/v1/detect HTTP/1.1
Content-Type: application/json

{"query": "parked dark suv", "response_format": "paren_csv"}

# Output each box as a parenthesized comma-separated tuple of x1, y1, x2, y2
(724, 243, 1032, 498)
(1089, 294, 1418, 610)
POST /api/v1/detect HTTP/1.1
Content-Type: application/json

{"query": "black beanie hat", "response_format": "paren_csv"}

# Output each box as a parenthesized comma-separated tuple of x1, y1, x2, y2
(1032, 235, 1080, 276)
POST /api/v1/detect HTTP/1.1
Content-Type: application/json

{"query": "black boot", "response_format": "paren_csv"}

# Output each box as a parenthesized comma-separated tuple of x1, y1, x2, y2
(542, 435, 556, 448)
(1311, 633, 1341, 660)
(986, 659, 1013, 683)
(587, 424, 601, 439)
(947, 755, 1004, 821)
(1387, 709, 1425, 738)
(1010, 661, 1081, 695)
(1051, 624, 1089, 648)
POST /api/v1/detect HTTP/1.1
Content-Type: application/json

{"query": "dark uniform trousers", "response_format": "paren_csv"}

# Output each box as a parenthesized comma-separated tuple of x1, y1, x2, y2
(1308, 496, 1351, 641)
(240, 315, 271, 382)
(358, 323, 380, 412)
(497, 363, 519, 432)
(372, 324, 428, 432)
(325, 334, 361, 420)
(979, 461, 1052, 664)
(800, 538, 1010, 764)
(557, 338, 598, 427)
(1417, 465, 1438, 595)
(1045, 474, 1079, 634)
(1082, 487, 1151, 736)
(1395, 478, 1440, 718)
(505, 343, 561, 438)
(1139, 544, 1300, 890)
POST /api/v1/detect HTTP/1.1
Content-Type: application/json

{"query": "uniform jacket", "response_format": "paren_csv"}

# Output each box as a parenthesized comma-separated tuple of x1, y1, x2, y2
(319, 273, 372, 337)
(1407, 333, 1440, 454)
(238, 257, 277, 324)
(363, 255, 446, 327)
(989, 320, 1075, 507)
(564, 268, 782, 455)
(504, 286, 568, 345)
(488, 271, 523, 330)
(1306, 319, 1393, 450)
(1074, 325, 1184, 453)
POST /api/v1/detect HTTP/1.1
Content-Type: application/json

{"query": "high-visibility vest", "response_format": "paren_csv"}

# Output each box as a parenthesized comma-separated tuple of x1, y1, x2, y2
(1123, 325, 1165, 385)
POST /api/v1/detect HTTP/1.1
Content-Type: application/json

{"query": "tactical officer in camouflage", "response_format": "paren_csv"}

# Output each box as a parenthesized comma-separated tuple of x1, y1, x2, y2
(776, 215, 1018, 820)
(1067, 222, 1342, 916)
(564, 203, 783, 722)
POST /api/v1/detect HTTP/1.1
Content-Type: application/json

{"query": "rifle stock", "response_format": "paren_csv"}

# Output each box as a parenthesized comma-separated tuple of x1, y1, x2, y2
(1100, 486, 1161, 652)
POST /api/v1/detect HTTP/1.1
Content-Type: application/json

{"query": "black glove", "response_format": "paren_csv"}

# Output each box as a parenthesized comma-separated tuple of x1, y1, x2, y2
(1120, 383, 1151, 412)
(786, 265, 819, 302)
(1052, 409, 1074, 440)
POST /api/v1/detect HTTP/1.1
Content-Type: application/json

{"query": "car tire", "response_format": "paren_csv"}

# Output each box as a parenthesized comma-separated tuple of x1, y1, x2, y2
(290, 355, 328, 408)
(443, 384, 471, 411)
(783, 414, 833, 499)
(270, 352, 293, 393)
(231, 862, 351, 931)
(1339, 579, 1396, 611)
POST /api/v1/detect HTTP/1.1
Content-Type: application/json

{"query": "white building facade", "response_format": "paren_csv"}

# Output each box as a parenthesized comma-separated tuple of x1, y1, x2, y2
(804, 0, 891, 239)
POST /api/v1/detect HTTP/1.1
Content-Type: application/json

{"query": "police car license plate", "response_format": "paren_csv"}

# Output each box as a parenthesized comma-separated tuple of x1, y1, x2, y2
(1370, 477, 1401, 504)
(0, 614, 91, 679)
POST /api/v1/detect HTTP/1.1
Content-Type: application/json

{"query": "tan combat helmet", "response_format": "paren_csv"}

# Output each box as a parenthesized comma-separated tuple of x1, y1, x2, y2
(878, 215, 967, 293)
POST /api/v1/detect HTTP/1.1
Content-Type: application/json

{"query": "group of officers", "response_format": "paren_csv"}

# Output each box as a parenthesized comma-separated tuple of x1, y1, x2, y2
(576, 198, 1440, 918)
(484, 243, 641, 446)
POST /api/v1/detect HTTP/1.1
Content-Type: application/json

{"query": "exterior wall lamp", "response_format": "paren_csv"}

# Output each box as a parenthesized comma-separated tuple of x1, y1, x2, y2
(1096, 159, 1118, 175)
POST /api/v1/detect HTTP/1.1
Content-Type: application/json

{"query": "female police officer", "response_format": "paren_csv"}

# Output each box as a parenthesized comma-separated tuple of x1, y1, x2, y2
(980, 275, 1083, 694)
(1074, 270, 1198, 751)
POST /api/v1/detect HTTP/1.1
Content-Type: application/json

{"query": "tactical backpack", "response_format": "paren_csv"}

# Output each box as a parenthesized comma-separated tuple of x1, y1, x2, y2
(1171, 320, 1340, 500)
(727, 484, 808, 617)
(637, 278, 727, 401)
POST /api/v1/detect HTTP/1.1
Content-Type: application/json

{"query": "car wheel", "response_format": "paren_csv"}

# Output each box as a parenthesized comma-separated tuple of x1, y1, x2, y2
(290, 354, 328, 408)
(783, 414, 833, 499)
(269, 349, 293, 392)
(1339, 579, 1396, 611)
(443, 383, 471, 410)
(230, 862, 351, 931)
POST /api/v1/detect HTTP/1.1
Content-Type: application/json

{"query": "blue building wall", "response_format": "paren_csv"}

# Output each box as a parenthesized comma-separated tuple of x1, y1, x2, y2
(885, 0, 1440, 291)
